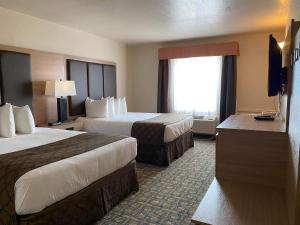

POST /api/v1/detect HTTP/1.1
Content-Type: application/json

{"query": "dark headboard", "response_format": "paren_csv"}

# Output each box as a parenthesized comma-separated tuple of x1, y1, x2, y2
(67, 59, 116, 116)
(0, 51, 32, 109)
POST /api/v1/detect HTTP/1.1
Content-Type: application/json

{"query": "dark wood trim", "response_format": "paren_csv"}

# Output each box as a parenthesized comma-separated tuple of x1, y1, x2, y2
(86, 61, 90, 97)
(0, 51, 32, 109)
(0, 44, 116, 124)
(67, 59, 116, 116)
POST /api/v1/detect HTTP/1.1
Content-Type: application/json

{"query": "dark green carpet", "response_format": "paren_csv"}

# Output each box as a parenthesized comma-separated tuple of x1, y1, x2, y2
(96, 139, 215, 225)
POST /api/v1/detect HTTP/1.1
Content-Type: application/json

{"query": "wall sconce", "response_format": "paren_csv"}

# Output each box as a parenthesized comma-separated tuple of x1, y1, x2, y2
(278, 41, 285, 49)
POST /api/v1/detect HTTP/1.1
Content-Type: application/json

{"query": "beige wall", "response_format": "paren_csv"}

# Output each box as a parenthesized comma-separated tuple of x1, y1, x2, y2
(0, 7, 133, 109)
(0, 6, 286, 114)
(127, 44, 161, 112)
(285, 1, 300, 225)
(128, 29, 285, 113)
(290, 0, 300, 21)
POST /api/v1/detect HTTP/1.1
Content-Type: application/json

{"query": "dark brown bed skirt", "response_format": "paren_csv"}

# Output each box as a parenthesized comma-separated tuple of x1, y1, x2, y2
(18, 160, 139, 225)
(136, 130, 194, 166)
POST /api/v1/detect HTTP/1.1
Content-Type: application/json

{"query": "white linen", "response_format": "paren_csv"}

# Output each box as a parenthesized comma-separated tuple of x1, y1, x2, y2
(13, 105, 35, 134)
(85, 97, 109, 118)
(0, 103, 15, 137)
(0, 128, 137, 215)
(114, 98, 121, 114)
(77, 112, 193, 143)
(119, 97, 127, 114)
(107, 97, 115, 117)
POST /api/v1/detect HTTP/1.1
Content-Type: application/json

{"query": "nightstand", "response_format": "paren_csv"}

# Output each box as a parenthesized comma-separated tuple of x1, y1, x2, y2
(38, 121, 83, 131)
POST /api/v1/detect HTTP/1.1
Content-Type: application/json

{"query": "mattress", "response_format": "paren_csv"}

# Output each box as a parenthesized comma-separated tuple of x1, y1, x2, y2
(77, 112, 193, 143)
(0, 128, 137, 215)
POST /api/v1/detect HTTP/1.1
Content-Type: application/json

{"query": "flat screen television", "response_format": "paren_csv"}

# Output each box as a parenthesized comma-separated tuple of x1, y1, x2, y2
(268, 35, 283, 96)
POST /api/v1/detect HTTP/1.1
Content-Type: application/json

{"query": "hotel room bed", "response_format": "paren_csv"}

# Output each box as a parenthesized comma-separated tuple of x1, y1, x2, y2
(66, 59, 194, 166)
(77, 112, 194, 166)
(0, 128, 138, 225)
(0, 52, 139, 225)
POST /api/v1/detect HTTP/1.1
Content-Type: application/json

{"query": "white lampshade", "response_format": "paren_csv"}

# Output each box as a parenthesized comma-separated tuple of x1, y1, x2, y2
(45, 80, 76, 97)
(278, 41, 285, 49)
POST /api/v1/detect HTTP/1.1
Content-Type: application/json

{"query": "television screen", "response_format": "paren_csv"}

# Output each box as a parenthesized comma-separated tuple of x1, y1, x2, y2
(268, 35, 282, 96)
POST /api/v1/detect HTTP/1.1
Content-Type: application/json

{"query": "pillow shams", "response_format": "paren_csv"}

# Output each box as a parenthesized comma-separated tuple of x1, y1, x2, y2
(13, 105, 35, 134)
(0, 104, 16, 137)
(86, 96, 127, 117)
(108, 97, 115, 117)
(101, 97, 115, 117)
(119, 97, 127, 114)
(114, 98, 120, 115)
(85, 97, 109, 118)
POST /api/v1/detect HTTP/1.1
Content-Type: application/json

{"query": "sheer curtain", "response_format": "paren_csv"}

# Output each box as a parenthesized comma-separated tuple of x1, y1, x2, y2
(169, 56, 222, 118)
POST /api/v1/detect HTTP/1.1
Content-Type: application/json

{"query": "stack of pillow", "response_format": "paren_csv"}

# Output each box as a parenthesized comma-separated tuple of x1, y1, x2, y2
(0, 103, 35, 138)
(85, 97, 127, 118)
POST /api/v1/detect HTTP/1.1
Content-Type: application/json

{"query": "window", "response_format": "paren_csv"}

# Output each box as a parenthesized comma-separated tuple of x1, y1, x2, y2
(169, 56, 222, 117)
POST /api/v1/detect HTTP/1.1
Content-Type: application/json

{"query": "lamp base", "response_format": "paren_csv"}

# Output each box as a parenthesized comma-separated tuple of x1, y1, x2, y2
(57, 97, 68, 123)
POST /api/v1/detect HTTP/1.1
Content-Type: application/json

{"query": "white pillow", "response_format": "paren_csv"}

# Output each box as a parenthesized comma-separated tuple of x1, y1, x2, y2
(119, 97, 127, 114)
(13, 105, 35, 134)
(114, 98, 121, 115)
(101, 97, 115, 117)
(0, 104, 16, 137)
(86, 97, 93, 102)
(85, 97, 109, 118)
(108, 97, 115, 117)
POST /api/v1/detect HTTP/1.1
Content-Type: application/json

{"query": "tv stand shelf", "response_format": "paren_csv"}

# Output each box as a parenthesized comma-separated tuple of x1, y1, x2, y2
(217, 114, 286, 132)
(192, 178, 288, 225)
(192, 114, 289, 225)
(216, 114, 287, 188)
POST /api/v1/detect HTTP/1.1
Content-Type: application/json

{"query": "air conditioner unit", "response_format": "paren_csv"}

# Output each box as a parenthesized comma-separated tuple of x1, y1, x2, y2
(192, 116, 217, 135)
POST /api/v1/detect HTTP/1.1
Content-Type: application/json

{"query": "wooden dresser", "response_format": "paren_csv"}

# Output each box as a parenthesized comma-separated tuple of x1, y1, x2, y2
(192, 114, 289, 225)
(216, 114, 287, 188)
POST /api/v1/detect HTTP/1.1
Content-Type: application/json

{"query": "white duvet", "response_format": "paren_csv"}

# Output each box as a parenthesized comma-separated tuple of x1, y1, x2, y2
(0, 128, 137, 215)
(77, 112, 193, 143)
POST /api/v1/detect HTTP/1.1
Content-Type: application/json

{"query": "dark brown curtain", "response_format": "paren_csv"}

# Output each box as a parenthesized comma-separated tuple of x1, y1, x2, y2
(220, 55, 237, 122)
(157, 59, 170, 113)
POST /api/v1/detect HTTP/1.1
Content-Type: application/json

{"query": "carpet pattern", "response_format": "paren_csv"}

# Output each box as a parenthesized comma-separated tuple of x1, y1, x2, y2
(96, 139, 215, 225)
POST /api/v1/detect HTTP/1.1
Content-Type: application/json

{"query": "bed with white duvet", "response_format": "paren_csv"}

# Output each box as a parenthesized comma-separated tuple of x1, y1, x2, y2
(77, 107, 194, 166)
(77, 112, 193, 143)
(0, 127, 137, 216)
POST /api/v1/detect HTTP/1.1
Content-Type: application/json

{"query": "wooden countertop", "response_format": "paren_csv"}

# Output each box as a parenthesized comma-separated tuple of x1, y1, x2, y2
(217, 114, 286, 133)
(191, 178, 288, 225)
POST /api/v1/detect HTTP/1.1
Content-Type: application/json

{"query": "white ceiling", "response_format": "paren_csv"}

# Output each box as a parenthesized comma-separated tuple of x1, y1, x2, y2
(0, 0, 289, 44)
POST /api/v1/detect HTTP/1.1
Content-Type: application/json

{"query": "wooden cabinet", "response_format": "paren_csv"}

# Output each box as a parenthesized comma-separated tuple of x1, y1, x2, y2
(192, 115, 289, 225)
(191, 178, 287, 225)
(216, 114, 288, 188)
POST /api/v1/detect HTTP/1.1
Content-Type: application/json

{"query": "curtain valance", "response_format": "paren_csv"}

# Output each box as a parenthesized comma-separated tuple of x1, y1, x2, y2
(158, 42, 239, 59)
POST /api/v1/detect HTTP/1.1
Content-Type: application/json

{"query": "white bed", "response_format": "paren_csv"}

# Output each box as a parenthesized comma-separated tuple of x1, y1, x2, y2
(77, 112, 193, 143)
(0, 128, 137, 215)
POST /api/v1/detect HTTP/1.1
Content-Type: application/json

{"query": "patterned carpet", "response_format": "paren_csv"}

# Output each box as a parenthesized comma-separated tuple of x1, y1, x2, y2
(96, 139, 215, 225)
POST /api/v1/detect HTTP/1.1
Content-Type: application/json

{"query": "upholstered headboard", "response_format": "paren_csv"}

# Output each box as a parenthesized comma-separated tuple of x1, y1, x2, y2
(0, 51, 33, 109)
(67, 59, 116, 116)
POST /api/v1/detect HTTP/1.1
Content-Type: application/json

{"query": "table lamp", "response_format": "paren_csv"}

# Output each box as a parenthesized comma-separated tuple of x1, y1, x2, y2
(45, 80, 76, 125)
